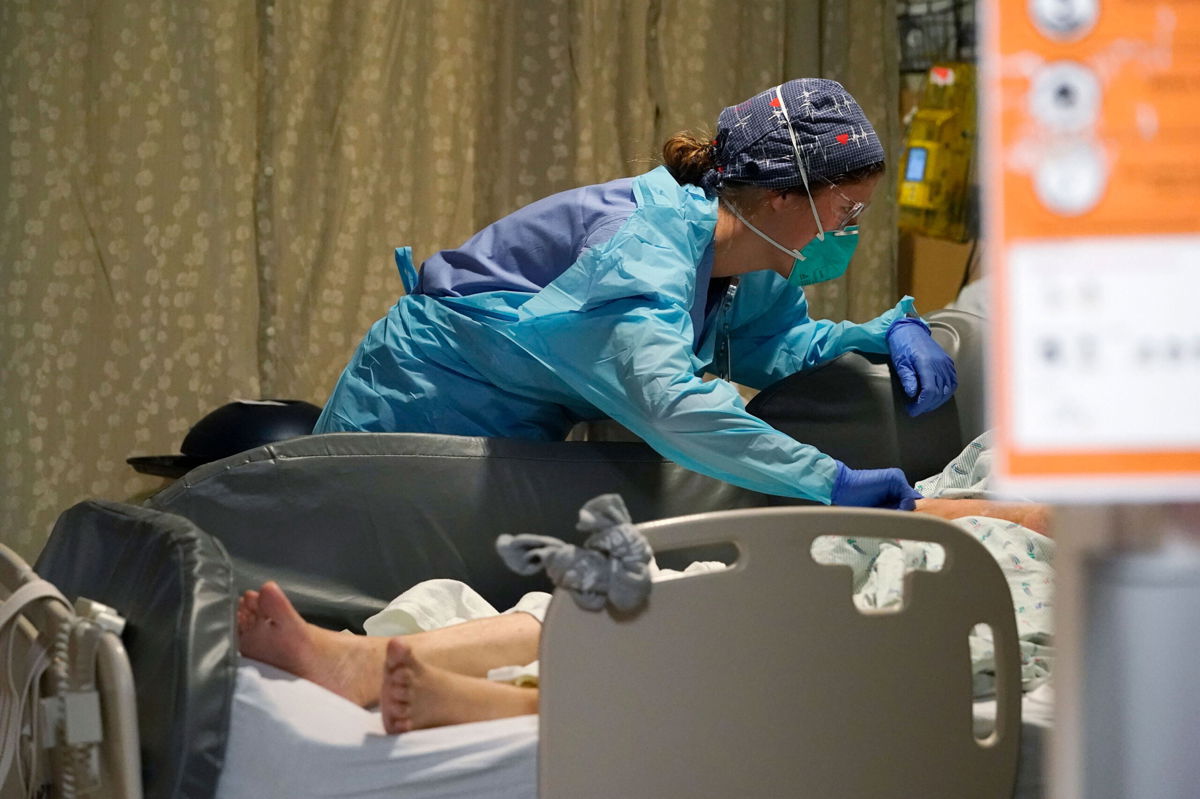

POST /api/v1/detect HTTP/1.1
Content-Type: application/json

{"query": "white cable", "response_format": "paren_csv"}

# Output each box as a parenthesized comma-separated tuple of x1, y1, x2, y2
(0, 564, 123, 799)
(0, 615, 22, 791)
(0, 578, 70, 798)
(18, 643, 50, 799)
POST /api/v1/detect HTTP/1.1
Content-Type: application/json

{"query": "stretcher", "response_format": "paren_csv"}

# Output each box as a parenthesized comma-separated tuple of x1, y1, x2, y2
(16, 310, 1030, 798)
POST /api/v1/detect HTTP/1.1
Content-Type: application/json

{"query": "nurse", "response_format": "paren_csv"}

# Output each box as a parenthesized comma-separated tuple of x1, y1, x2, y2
(315, 79, 957, 509)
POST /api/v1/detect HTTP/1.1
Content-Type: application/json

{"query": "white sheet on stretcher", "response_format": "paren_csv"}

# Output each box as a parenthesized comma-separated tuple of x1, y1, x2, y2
(215, 659, 1053, 799)
(216, 658, 537, 799)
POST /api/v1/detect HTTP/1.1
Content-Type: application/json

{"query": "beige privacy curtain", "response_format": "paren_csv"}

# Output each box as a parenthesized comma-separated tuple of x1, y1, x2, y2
(0, 0, 898, 560)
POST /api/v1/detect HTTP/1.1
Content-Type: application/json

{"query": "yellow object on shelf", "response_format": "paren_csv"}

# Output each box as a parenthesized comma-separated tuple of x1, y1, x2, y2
(898, 63, 976, 242)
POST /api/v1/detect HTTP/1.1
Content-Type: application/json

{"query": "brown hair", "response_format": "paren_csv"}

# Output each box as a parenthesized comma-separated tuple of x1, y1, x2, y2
(661, 131, 716, 187)
(661, 131, 772, 214)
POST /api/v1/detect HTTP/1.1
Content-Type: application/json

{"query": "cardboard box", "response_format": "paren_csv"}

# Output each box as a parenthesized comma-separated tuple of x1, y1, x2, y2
(897, 233, 975, 313)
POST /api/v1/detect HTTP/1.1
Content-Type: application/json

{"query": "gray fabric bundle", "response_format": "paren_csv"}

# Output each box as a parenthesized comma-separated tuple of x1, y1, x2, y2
(495, 494, 652, 612)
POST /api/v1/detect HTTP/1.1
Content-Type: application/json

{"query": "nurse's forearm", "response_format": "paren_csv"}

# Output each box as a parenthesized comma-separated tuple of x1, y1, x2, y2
(794, 296, 920, 366)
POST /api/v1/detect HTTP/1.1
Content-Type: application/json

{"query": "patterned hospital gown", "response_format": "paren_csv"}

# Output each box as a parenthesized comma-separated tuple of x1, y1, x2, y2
(810, 431, 1054, 695)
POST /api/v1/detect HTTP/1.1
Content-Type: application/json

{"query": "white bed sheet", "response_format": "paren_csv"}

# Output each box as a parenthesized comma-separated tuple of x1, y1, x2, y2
(216, 659, 538, 799)
(216, 658, 1052, 799)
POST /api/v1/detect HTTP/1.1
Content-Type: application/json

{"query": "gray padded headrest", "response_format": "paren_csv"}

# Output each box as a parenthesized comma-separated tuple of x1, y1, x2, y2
(147, 433, 771, 630)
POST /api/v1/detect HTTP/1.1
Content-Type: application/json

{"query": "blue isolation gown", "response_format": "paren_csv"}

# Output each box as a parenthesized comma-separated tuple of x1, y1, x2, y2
(315, 166, 916, 503)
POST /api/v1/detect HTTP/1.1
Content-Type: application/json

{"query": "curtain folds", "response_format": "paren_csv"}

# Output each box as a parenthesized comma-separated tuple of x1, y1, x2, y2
(1, 0, 897, 559)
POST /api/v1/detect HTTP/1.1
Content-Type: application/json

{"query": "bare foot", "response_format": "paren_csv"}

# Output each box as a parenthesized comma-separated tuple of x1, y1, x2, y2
(237, 581, 385, 707)
(380, 638, 538, 734)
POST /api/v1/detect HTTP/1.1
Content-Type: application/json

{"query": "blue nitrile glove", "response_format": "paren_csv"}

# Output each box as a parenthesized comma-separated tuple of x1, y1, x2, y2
(830, 461, 923, 510)
(886, 318, 958, 417)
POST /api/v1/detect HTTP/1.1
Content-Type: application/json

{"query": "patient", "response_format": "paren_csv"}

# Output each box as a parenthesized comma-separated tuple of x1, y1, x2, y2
(238, 495, 1052, 735)
(914, 498, 1052, 536)
(237, 581, 540, 734)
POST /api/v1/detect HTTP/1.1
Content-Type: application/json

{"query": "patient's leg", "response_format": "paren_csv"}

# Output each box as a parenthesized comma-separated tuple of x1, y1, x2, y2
(237, 581, 541, 706)
(402, 609, 540, 679)
(238, 581, 386, 707)
(381, 638, 538, 734)
(914, 498, 1053, 536)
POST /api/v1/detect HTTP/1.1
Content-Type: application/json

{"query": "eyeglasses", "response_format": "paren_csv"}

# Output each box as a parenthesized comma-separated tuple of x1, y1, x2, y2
(831, 185, 868, 231)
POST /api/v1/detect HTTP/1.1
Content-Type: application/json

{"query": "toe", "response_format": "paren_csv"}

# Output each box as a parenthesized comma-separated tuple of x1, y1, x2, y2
(383, 663, 412, 702)
(384, 708, 412, 735)
(385, 638, 414, 670)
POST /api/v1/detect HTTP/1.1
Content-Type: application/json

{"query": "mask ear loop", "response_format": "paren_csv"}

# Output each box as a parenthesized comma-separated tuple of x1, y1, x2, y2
(773, 85, 826, 242)
(721, 199, 805, 260)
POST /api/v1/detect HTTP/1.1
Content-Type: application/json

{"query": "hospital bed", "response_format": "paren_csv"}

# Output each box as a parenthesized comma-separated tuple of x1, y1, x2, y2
(23, 308, 1043, 798)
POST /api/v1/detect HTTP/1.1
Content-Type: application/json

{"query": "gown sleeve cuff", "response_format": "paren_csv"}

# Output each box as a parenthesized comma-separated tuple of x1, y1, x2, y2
(851, 295, 921, 354)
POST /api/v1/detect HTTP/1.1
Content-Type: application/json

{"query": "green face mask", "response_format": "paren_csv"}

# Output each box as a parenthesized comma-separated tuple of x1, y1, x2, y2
(721, 202, 859, 286)
(785, 226, 859, 286)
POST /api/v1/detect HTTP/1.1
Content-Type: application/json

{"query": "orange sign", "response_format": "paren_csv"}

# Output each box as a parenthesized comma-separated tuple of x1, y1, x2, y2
(987, 0, 1200, 496)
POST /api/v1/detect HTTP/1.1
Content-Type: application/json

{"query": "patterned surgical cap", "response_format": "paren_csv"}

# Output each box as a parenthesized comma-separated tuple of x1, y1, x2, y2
(702, 78, 884, 194)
